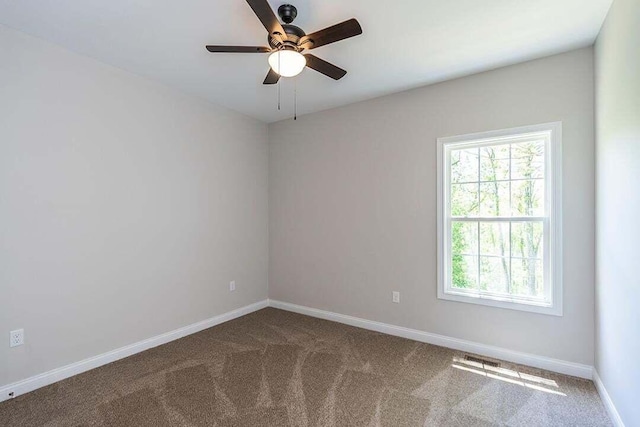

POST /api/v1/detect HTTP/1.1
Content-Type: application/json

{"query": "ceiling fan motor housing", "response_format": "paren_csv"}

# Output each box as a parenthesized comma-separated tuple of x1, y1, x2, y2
(268, 24, 306, 49)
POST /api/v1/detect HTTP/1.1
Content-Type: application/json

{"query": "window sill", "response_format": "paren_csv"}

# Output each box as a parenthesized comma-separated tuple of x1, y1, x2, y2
(437, 289, 563, 316)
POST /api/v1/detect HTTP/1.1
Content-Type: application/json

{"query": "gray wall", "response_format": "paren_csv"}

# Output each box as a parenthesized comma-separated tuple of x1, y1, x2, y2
(0, 25, 269, 387)
(269, 48, 595, 365)
(595, 0, 640, 423)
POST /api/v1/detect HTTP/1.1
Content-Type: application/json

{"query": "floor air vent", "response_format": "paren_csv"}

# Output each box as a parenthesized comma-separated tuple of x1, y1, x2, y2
(464, 355, 500, 368)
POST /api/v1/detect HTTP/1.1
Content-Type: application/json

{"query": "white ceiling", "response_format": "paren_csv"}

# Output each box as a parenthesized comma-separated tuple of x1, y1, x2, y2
(0, 0, 612, 123)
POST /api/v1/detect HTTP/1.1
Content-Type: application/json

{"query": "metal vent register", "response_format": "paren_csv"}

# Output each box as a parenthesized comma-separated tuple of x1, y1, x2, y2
(464, 355, 500, 368)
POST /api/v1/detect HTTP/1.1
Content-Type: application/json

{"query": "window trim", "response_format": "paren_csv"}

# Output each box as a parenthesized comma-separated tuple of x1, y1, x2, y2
(436, 122, 563, 316)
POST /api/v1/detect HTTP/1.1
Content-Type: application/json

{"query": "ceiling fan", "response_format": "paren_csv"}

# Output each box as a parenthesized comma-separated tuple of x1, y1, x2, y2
(205, 1, 362, 84)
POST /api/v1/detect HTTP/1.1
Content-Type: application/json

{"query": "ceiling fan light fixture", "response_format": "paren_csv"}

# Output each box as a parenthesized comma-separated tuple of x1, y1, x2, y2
(205, 1, 362, 84)
(268, 50, 306, 77)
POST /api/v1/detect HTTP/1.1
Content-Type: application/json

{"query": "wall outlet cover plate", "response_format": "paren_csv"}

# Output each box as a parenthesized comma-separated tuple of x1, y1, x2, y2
(10, 329, 24, 347)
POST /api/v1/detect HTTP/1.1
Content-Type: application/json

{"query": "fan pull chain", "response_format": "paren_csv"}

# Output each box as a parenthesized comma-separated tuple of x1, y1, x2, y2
(277, 52, 281, 110)
(294, 76, 297, 121)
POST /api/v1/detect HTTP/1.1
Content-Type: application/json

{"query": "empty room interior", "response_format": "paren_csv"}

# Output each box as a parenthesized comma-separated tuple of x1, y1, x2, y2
(0, 0, 638, 426)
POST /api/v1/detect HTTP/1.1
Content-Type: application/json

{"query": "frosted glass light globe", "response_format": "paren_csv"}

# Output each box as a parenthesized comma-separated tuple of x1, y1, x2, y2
(268, 50, 306, 77)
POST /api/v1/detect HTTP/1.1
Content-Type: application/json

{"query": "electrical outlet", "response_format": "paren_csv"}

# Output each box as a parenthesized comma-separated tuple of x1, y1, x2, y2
(392, 291, 400, 303)
(229, 281, 236, 292)
(10, 329, 24, 347)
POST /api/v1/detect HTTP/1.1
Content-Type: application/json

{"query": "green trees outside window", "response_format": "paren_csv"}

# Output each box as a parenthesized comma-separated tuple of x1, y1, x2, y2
(449, 141, 545, 298)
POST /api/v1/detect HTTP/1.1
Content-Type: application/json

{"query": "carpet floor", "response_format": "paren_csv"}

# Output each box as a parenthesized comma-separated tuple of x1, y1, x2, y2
(0, 307, 611, 426)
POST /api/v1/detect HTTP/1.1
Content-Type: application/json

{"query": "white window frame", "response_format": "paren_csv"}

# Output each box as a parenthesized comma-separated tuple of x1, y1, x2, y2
(436, 122, 563, 316)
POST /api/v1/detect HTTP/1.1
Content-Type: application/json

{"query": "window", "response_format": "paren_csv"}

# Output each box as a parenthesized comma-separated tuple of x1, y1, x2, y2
(437, 123, 562, 315)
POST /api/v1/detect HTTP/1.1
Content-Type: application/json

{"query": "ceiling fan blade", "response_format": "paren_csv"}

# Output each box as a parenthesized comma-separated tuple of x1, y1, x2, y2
(263, 68, 280, 85)
(299, 19, 362, 49)
(304, 54, 347, 80)
(245, 0, 286, 40)
(206, 45, 271, 53)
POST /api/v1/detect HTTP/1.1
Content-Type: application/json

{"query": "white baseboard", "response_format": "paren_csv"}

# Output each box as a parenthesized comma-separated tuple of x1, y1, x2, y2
(593, 370, 625, 427)
(268, 299, 594, 379)
(0, 299, 269, 403)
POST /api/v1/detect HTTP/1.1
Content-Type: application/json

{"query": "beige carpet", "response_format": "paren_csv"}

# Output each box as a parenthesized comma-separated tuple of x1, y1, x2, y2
(0, 307, 611, 426)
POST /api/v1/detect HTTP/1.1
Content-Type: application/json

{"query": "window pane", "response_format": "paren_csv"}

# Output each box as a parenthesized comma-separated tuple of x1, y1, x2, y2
(451, 183, 479, 216)
(511, 179, 544, 216)
(452, 221, 478, 256)
(480, 144, 510, 181)
(511, 222, 544, 260)
(510, 258, 544, 298)
(452, 255, 478, 290)
(511, 140, 545, 180)
(451, 148, 479, 183)
(480, 222, 510, 257)
(480, 256, 510, 294)
(479, 182, 510, 217)
(441, 126, 556, 311)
